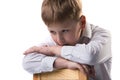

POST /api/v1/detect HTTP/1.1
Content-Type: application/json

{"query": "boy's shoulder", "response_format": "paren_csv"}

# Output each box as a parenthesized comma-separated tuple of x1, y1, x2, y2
(82, 22, 111, 40)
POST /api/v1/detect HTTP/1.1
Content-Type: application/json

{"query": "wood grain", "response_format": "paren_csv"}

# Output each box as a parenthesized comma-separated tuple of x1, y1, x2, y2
(33, 69, 87, 80)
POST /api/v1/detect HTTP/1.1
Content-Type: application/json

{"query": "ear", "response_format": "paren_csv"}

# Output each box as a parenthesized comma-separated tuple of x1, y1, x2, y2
(79, 15, 86, 29)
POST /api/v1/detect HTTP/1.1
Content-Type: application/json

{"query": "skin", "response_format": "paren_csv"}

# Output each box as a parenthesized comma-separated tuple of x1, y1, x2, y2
(24, 15, 91, 75)
(24, 16, 86, 56)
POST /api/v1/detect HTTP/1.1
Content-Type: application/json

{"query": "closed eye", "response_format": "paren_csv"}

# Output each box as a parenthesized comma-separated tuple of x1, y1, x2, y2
(62, 30, 69, 33)
(50, 31, 56, 35)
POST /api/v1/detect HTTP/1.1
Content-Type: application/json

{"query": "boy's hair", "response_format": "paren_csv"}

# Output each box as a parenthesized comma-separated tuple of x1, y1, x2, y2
(41, 0, 82, 25)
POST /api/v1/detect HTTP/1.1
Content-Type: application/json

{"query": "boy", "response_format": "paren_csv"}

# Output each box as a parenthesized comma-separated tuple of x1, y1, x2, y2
(23, 0, 112, 80)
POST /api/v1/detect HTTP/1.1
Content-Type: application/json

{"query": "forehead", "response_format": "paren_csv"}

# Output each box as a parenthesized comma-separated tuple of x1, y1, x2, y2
(48, 20, 78, 29)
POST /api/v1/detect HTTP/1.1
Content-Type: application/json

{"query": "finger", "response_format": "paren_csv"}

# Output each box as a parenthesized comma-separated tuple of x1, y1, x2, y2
(81, 65, 89, 75)
(87, 65, 96, 78)
(24, 50, 31, 55)
(24, 50, 34, 55)
(23, 46, 37, 55)
(77, 64, 86, 75)
(42, 45, 48, 47)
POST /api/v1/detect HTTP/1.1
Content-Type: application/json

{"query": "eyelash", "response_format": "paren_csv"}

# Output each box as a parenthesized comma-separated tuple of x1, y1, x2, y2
(50, 30, 69, 35)
(50, 31, 56, 34)
(62, 30, 69, 32)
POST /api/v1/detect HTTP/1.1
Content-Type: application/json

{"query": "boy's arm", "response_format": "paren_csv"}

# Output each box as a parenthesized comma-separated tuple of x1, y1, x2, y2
(23, 44, 86, 74)
(23, 52, 87, 75)
(24, 26, 111, 65)
(24, 45, 61, 56)
(54, 57, 86, 74)
(23, 53, 57, 74)
(60, 26, 111, 65)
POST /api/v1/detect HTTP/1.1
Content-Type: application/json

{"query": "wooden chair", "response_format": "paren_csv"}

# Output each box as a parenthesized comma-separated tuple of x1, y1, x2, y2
(33, 69, 87, 80)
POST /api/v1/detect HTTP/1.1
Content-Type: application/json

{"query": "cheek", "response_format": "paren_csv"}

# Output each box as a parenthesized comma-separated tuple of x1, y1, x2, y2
(65, 34, 76, 42)
(67, 32, 80, 42)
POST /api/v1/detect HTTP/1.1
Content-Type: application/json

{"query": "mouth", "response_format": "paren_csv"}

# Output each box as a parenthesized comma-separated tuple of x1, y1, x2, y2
(64, 43, 76, 46)
(63, 44, 69, 45)
(57, 43, 69, 46)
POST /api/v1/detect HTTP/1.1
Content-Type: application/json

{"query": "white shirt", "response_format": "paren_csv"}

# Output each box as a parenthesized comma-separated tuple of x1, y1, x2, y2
(23, 23, 112, 80)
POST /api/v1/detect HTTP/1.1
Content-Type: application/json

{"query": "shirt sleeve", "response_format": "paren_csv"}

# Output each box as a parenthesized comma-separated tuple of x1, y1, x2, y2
(22, 39, 57, 74)
(23, 53, 57, 74)
(61, 26, 112, 65)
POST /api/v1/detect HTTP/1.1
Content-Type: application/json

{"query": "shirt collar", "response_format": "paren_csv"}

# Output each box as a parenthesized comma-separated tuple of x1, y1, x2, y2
(78, 22, 92, 44)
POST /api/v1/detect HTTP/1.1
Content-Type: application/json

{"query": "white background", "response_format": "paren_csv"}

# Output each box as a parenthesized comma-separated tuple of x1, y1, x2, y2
(0, 0, 119, 80)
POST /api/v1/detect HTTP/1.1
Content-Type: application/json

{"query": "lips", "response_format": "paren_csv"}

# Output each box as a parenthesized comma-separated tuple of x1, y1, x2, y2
(63, 44, 70, 46)
(57, 43, 69, 46)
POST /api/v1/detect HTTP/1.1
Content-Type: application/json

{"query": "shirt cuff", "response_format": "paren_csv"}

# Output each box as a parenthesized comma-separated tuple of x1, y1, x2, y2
(41, 56, 57, 72)
(61, 46, 74, 59)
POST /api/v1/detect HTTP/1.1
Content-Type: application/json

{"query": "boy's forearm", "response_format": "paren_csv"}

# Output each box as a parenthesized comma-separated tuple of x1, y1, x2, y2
(53, 57, 88, 75)
(53, 57, 68, 69)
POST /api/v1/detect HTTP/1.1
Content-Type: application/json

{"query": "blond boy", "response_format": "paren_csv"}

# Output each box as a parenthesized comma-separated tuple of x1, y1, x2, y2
(23, 0, 112, 80)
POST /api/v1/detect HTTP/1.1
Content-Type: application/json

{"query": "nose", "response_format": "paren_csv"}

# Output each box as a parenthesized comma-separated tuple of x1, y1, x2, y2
(56, 34, 64, 46)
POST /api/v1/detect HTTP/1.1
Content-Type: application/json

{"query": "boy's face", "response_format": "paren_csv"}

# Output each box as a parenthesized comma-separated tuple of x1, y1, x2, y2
(47, 18, 85, 46)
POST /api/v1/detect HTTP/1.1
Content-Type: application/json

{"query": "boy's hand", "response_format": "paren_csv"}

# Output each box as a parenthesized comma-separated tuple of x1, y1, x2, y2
(82, 65, 96, 79)
(54, 58, 87, 75)
(24, 45, 53, 55)
(67, 61, 95, 78)
(24, 45, 62, 56)
(67, 61, 85, 74)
